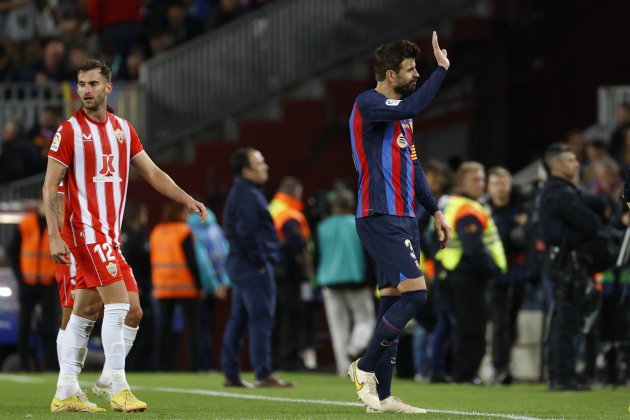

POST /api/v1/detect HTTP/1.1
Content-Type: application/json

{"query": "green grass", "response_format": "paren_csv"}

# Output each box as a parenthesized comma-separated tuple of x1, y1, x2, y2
(1, 372, 628, 419)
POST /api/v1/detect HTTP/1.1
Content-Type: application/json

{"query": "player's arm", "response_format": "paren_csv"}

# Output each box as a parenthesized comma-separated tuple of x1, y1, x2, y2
(411, 151, 450, 248)
(131, 151, 207, 222)
(42, 158, 70, 264)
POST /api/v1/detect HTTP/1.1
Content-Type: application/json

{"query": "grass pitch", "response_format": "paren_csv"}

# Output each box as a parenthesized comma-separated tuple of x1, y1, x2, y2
(1, 371, 628, 419)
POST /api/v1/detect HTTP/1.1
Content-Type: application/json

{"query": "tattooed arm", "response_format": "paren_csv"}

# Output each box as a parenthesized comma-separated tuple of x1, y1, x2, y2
(42, 158, 70, 264)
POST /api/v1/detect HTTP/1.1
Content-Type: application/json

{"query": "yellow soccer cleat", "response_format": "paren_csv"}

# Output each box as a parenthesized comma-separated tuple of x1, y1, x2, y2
(50, 395, 106, 413)
(110, 389, 148, 412)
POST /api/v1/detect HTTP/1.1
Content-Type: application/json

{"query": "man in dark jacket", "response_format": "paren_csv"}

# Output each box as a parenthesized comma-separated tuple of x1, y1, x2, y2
(221, 147, 292, 388)
(540, 143, 601, 391)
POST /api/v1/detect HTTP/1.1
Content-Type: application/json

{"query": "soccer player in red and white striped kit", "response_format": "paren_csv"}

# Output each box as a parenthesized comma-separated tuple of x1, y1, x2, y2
(43, 59, 207, 412)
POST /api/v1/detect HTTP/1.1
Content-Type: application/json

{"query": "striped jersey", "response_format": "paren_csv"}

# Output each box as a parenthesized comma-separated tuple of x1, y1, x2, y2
(48, 108, 143, 247)
(349, 66, 447, 218)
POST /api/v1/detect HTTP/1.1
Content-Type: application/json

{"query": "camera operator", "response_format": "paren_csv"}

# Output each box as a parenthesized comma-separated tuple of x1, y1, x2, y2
(539, 143, 602, 391)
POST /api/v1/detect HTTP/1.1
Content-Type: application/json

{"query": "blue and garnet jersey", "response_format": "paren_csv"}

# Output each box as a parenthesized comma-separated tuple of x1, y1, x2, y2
(349, 66, 447, 219)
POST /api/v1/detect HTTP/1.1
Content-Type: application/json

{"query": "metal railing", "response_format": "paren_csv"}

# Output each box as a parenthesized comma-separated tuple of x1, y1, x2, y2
(140, 0, 469, 151)
(0, 81, 145, 142)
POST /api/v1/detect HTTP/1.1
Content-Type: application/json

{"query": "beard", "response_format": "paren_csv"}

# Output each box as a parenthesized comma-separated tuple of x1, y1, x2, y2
(394, 82, 416, 98)
(81, 96, 104, 111)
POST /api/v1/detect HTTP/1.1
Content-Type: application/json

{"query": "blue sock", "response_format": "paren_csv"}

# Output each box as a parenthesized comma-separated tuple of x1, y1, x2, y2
(358, 290, 427, 372)
(376, 339, 398, 400)
(373, 296, 400, 400)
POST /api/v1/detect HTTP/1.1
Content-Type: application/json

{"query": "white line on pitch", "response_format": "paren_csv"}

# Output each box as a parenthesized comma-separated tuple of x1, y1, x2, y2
(134, 385, 561, 420)
(0, 374, 45, 383)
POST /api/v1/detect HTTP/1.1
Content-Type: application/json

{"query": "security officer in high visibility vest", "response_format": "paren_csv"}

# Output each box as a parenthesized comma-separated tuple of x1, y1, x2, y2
(269, 176, 314, 372)
(539, 143, 601, 391)
(150, 200, 202, 371)
(435, 161, 507, 383)
(9, 201, 59, 371)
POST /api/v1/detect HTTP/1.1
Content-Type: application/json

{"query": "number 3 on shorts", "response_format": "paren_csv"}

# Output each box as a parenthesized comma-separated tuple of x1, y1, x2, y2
(93, 243, 116, 263)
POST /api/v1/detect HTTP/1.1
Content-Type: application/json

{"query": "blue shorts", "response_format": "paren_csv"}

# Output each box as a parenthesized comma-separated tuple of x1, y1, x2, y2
(356, 214, 423, 289)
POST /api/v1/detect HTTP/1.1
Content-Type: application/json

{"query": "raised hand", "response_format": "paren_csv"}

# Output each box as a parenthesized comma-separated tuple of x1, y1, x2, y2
(432, 31, 450, 70)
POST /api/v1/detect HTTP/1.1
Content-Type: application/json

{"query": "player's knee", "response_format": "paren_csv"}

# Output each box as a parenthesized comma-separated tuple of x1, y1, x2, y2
(74, 300, 101, 320)
(125, 304, 143, 327)
(401, 289, 427, 313)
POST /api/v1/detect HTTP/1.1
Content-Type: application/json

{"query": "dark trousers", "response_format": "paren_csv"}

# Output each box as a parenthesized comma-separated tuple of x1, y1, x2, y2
(18, 283, 58, 371)
(490, 280, 525, 374)
(126, 297, 156, 371)
(448, 270, 487, 382)
(548, 300, 581, 386)
(221, 264, 276, 381)
(274, 273, 306, 370)
(157, 298, 200, 371)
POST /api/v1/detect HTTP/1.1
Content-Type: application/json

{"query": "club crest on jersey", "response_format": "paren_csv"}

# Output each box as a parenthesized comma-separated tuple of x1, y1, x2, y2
(114, 128, 125, 143)
(93, 154, 122, 183)
(396, 134, 408, 149)
(50, 132, 61, 152)
(106, 262, 118, 277)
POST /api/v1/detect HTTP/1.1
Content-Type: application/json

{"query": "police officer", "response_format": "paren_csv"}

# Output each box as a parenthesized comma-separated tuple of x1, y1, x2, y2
(539, 143, 601, 391)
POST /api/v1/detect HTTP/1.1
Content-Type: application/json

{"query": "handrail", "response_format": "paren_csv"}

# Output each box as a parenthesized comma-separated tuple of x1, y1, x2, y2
(140, 0, 469, 152)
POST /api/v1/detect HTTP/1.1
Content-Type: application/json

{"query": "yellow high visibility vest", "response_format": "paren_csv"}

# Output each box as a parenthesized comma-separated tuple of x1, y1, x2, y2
(435, 195, 507, 273)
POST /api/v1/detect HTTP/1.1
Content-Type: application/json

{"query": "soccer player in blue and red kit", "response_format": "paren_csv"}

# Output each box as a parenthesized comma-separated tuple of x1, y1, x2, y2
(347, 32, 452, 413)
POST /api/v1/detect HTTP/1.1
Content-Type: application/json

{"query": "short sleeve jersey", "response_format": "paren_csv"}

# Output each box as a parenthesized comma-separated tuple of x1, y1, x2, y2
(48, 109, 144, 247)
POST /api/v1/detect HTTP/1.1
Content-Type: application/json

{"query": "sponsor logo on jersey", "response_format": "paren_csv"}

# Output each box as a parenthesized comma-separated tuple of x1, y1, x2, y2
(51, 132, 61, 152)
(82, 133, 92, 141)
(93, 154, 122, 183)
(385, 99, 401, 106)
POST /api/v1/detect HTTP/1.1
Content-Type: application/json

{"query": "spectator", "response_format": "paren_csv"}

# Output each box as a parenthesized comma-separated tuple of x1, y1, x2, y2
(0, 118, 42, 183)
(28, 106, 62, 160)
(31, 38, 70, 84)
(206, 0, 246, 30)
(88, 0, 142, 65)
(316, 188, 375, 376)
(167, 0, 204, 47)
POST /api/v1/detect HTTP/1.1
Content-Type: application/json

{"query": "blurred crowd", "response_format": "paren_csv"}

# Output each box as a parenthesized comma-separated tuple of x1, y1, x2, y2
(0, 0, 274, 182)
(0, 0, 272, 84)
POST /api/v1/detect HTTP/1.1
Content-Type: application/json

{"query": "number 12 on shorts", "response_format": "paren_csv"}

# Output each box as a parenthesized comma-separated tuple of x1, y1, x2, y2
(93, 243, 116, 263)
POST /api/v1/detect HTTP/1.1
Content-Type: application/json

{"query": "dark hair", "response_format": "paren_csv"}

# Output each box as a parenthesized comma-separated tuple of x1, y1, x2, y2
(161, 200, 187, 222)
(230, 147, 254, 175)
(543, 142, 572, 171)
(77, 59, 112, 82)
(373, 40, 420, 82)
(277, 176, 302, 197)
(332, 188, 355, 212)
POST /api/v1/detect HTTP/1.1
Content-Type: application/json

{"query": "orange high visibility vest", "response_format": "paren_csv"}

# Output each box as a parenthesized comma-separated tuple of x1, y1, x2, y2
(269, 192, 311, 241)
(150, 222, 198, 299)
(19, 212, 56, 285)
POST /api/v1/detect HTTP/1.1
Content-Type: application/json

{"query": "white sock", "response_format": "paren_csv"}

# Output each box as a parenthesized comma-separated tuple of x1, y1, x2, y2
(56, 329, 65, 368)
(55, 315, 95, 399)
(102, 303, 130, 395)
(99, 324, 139, 385)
